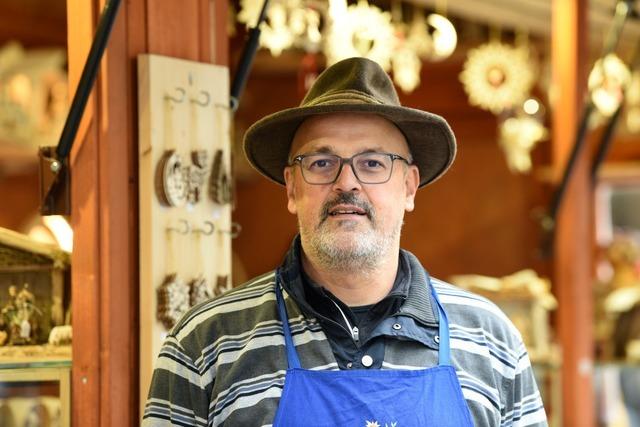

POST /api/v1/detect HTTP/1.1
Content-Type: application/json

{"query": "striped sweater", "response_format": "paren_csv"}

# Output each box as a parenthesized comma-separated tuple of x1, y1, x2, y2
(143, 251, 548, 427)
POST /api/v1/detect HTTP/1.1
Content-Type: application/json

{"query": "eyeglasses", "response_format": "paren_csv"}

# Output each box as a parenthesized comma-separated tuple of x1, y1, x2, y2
(290, 152, 411, 185)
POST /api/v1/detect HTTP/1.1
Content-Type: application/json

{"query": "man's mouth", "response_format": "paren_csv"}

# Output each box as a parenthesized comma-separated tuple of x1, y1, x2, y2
(320, 193, 374, 224)
(329, 206, 367, 216)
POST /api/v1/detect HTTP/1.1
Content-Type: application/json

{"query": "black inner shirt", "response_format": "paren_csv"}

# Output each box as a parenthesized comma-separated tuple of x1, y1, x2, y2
(299, 255, 410, 369)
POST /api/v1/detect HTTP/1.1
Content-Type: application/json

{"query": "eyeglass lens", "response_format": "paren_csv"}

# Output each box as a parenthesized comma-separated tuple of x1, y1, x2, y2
(299, 153, 395, 184)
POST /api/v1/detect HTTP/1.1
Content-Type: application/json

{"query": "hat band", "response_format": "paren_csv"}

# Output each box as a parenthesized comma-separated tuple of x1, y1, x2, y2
(304, 89, 396, 107)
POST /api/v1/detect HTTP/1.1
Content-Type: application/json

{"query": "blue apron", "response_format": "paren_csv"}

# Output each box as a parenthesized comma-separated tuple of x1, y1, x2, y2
(272, 280, 475, 427)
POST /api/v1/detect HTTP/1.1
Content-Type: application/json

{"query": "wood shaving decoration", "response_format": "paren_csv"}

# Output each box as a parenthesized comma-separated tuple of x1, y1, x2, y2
(189, 276, 213, 306)
(459, 42, 535, 115)
(156, 273, 190, 330)
(325, 0, 394, 71)
(155, 150, 189, 207)
(588, 53, 631, 117)
(209, 149, 232, 205)
(214, 275, 229, 296)
(188, 150, 209, 204)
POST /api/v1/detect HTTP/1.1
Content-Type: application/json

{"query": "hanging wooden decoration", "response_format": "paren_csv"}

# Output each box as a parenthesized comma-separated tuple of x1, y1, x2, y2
(588, 53, 631, 117)
(391, 46, 422, 93)
(156, 273, 190, 329)
(214, 275, 229, 297)
(459, 42, 535, 114)
(189, 275, 212, 306)
(209, 149, 232, 205)
(390, 2, 421, 93)
(498, 115, 548, 173)
(237, 0, 321, 56)
(155, 150, 189, 207)
(187, 150, 208, 204)
(325, 0, 394, 71)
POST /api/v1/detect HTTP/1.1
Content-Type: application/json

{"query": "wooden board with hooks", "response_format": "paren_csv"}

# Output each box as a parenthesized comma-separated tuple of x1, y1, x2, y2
(137, 54, 233, 408)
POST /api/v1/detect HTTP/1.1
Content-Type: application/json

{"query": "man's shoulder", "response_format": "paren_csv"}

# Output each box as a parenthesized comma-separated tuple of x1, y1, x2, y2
(430, 276, 500, 310)
(170, 270, 278, 343)
(430, 276, 524, 342)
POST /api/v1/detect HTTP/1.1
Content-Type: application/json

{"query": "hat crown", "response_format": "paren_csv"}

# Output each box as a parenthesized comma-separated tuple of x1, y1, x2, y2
(301, 57, 401, 108)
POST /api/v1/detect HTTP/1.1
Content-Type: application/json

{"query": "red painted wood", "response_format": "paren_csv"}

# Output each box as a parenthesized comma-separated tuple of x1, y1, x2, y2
(68, 0, 225, 425)
(552, 0, 595, 425)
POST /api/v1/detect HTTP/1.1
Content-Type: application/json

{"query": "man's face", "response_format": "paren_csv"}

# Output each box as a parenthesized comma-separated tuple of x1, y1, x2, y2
(284, 113, 420, 271)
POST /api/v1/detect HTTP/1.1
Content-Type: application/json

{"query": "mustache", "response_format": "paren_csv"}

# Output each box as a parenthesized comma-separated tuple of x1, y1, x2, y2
(320, 192, 374, 223)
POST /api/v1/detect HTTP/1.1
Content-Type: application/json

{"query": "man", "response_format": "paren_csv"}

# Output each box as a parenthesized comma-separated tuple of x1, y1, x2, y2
(143, 57, 548, 426)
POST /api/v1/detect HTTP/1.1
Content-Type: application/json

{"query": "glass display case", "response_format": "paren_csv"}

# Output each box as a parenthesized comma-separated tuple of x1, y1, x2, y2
(0, 351, 70, 427)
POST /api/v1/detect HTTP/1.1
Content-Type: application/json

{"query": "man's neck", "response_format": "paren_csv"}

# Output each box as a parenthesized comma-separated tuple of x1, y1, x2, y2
(300, 250, 399, 307)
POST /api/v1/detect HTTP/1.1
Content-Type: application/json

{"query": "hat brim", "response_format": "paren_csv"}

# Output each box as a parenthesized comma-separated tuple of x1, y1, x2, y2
(243, 103, 456, 188)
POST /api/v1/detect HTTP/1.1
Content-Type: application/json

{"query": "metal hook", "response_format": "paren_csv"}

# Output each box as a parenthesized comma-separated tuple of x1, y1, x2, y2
(166, 219, 190, 235)
(213, 101, 231, 110)
(165, 87, 186, 103)
(218, 222, 242, 239)
(192, 221, 215, 235)
(190, 90, 210, 107)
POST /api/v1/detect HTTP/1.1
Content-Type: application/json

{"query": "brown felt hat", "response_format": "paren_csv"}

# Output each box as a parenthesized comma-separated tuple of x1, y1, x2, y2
(243, 57, 456, 188)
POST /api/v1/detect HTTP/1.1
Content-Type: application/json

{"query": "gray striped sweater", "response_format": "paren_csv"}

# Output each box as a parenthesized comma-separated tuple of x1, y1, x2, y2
(143, 252, 548, 427)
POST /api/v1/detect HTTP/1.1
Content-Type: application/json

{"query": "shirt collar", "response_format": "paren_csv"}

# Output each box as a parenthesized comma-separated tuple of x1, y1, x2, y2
(278, 235, 438, 327)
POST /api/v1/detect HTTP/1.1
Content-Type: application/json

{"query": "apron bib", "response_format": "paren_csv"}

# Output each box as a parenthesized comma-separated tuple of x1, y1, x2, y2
(273, 276, 474, 427)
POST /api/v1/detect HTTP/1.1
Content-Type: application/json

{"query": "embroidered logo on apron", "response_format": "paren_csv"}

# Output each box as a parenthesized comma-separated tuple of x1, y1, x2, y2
(365, 421, 397, 427)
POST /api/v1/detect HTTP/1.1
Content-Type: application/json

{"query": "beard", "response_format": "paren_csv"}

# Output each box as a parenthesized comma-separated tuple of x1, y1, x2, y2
(299, 192, 402, 273)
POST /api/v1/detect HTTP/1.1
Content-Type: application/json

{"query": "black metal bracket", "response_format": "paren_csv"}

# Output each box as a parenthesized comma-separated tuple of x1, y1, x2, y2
(39, 0, 122, 215)
(229, 0, 271, 112)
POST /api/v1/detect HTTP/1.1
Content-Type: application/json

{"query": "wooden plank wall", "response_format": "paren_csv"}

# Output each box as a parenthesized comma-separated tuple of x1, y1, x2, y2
(68, 0, 227, 425)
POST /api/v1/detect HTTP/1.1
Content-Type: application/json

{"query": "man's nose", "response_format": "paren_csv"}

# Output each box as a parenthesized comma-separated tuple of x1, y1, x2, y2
(332, 161, 361, 192)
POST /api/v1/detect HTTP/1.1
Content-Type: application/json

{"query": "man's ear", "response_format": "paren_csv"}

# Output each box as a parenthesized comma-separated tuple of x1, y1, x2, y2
(284, 167, 298, 215)
(404, 165, 420, 212)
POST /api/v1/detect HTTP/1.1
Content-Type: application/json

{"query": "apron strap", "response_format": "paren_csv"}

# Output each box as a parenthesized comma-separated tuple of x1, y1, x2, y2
(428, 275, 452, 366)
(275, 276, 302, 369)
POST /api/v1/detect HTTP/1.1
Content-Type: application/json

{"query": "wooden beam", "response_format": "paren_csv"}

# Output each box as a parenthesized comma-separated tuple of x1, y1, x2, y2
(98, 0, 139, 424)
(67, 0, 101, 424)
(68, 0, 140, 425)
(68, 0, 229, 425)
(551, 0, 595, 426)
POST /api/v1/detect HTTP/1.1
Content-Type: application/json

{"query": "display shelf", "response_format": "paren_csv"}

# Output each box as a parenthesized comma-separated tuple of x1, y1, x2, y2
(0, 344, 71, 367)
(0, 346, 71, 427)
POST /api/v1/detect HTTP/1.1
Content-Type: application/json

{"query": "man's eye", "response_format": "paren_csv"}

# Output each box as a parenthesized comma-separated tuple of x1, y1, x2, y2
(359, 159, 384, 169)
(309, 158, 334, 168)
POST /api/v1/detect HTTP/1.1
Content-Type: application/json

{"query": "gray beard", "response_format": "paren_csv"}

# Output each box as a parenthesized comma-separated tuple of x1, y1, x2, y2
(299, 214, 402, 273)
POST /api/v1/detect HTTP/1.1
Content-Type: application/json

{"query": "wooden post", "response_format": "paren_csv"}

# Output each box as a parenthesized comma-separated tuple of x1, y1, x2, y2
(551, 0, 594, 426)
(68, 0, 228, 425)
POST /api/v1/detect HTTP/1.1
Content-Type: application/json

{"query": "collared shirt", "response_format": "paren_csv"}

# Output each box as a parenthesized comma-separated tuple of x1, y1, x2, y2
(281, 237, 438, 369)
(143, 237, 548, 427)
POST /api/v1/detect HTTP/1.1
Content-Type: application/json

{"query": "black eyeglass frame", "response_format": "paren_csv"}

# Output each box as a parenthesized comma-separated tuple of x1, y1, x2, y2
(289, 152, 412, 185)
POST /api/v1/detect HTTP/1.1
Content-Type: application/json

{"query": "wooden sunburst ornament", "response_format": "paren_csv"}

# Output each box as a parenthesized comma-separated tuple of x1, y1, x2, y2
(460, 42, 535, 115)
(324, 0, 394, 71)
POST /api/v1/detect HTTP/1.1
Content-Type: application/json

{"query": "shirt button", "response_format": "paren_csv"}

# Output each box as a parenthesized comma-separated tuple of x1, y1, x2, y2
(392, 323, 402, 330)
(346, 362, 353, 369)
(361, 355, 373, 367)
(435, 335, 440, 343)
